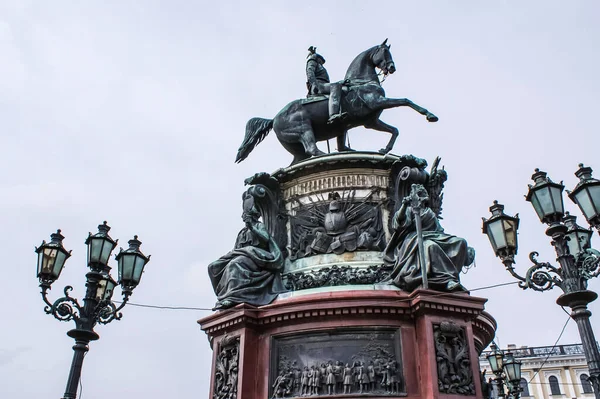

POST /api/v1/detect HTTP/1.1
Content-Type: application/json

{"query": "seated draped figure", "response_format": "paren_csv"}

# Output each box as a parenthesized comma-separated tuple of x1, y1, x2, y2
(383, 184, 475, 292)
(208, 191, 285, 310)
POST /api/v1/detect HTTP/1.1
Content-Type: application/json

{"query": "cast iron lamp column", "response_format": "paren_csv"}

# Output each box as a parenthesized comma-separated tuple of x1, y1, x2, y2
(482, 165, 600, 399)
(36, 222, 150, 399)
(486, 344, 523, 398)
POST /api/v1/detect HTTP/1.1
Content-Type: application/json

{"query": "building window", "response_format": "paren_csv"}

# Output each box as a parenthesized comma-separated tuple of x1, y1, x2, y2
(520, 378, 530, 396)
(581, 374, 594, 394)
(549, 375, 561, 395)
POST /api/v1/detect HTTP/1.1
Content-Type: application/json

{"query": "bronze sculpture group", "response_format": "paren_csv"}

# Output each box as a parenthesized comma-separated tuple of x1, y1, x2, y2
(208, 180, 473, 310)
(205, 40, 476, 399)
(209, 41, 473, 308)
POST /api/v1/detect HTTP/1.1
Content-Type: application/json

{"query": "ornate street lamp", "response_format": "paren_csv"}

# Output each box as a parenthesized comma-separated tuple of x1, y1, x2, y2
(483, 166, 600, 399)
(36, 222, 150, 399)
(485, 344, 522, 398)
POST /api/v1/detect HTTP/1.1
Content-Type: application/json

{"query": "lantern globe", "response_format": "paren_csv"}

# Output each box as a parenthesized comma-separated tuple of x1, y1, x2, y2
(486, 344, 504, 374)
(563, 212, 592, 257)
(96, 274, 117, 302)
(115, 235, 150, 291)
(35, 230, 71, 284)
(568, 164, 600, 229)
(85, 221, 117, 270)
(503, 352, 522, 383)
(482, 201, 519, 258)
(526, 169, 565, 225)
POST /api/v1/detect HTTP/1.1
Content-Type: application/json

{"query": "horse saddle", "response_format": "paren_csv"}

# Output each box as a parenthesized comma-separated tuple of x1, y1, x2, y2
(301, 95, 328, 105)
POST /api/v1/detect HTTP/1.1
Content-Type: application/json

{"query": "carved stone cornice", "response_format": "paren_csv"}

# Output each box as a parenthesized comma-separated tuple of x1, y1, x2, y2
(407, 289, 487, 319)
(199, 290, 494, 347)
(273, 152, 404, 185)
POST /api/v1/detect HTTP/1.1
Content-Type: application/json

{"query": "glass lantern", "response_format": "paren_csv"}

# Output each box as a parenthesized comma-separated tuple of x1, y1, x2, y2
(487, 344, 504, 375)
(526, 169, 565, 225)
(115, 235, 150, 292)
(36, 230, 72, 284)
(568, 164, 600, 229)
(503, 352, 522, 384)
(95, 273, 117, 302)
(85, 221, 117, 270)
(482, 201, 520, 258)
(563, 212, 592, 257)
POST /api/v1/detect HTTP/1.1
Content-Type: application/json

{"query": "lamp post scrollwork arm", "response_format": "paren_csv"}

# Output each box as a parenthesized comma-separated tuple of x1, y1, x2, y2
(524, 251, 563, 292)
(41, 285, 83, 322)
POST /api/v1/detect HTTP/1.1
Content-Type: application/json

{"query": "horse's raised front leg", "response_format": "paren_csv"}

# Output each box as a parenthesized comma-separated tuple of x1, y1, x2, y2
(364, 118, 399, 154)
(377, 98, 438, 122)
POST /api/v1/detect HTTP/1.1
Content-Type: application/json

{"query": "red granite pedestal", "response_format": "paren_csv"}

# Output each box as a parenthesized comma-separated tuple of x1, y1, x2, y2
(199, 289, 496, 399)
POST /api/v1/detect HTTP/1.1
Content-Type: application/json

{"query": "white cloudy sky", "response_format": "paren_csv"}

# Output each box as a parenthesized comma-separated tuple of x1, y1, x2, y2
(2, 1, 600, 397)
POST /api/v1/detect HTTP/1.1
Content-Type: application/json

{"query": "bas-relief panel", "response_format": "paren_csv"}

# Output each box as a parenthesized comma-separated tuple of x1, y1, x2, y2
(270, 329, 405, 398)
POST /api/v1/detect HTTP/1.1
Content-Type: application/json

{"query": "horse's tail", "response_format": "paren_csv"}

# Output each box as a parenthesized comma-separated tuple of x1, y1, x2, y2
(235, 117, 274, 163)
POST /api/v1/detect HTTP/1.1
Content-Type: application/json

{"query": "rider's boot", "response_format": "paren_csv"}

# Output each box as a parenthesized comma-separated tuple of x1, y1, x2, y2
(327, 82, 348, 124)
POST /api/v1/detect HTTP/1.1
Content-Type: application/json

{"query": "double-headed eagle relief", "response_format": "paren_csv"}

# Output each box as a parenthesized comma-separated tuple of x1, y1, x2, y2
(206, 41, 474, 311)
(290, 190, 385, 260)
(236, 39, 438, 165)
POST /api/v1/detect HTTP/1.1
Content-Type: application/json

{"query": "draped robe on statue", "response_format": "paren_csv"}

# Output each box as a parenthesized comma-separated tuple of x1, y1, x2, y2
(209, 222, 284, 308)
(384, 206, 468, 292)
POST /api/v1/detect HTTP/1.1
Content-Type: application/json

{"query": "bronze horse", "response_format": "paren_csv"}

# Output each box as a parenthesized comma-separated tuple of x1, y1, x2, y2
(236, 40, 438, 165)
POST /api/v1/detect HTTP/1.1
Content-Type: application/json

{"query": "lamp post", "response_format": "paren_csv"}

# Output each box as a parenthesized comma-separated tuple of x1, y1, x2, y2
(486, 344, 523, 398)
(482, 165, 600, 399)
(36, 222, 150, 399)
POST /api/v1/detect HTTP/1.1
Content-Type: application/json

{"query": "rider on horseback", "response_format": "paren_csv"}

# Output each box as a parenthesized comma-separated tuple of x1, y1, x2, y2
(237, 40, 438, 165)
(306, 46, 347, 125)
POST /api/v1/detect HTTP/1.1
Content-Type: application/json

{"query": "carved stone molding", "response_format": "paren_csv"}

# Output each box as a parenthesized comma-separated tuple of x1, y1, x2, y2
(282, 170, 390, 200)
(284, 264, 392, 291)
(214, 335, 240, 399)
(433, 322, 475, 395)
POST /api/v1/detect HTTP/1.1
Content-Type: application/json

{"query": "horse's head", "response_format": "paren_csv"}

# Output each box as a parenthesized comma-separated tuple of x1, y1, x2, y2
(372, 38, 396, 75)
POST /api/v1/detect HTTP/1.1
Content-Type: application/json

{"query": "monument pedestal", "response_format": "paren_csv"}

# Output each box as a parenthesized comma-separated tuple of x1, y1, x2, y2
(201, 153, 496, 399)
(199, 289, 495, 399)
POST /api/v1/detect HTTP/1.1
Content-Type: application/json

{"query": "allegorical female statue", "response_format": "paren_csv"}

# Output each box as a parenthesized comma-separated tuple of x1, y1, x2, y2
(383, 184, 474, 292)
(208, 192, 285, 310)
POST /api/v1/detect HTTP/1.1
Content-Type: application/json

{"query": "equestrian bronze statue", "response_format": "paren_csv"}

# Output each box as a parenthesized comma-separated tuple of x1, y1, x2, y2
(236, 39, 438, 165)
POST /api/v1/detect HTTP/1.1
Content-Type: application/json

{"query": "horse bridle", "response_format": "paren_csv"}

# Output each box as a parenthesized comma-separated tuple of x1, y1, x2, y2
(374, 46, 394, 83)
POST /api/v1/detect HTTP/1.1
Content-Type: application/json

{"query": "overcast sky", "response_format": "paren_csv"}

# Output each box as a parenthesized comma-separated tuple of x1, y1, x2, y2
(2, 1, 600, 398)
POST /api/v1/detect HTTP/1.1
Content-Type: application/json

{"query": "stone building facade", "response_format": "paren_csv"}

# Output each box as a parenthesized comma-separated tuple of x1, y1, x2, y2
(480, 343, 594, 398)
